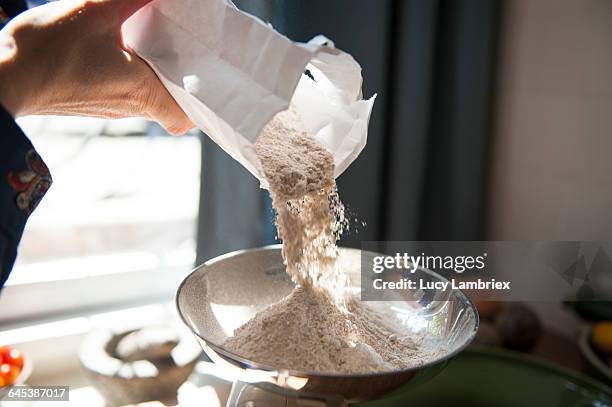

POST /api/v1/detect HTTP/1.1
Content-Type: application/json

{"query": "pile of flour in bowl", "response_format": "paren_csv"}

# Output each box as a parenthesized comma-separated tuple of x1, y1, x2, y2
(222, 109, 435, 373)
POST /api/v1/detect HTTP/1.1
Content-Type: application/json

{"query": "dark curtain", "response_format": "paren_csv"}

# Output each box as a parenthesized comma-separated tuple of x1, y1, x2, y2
(276, 0, 500, 243)
(417, 0, 500, 241)
(197, 0, 500, 262)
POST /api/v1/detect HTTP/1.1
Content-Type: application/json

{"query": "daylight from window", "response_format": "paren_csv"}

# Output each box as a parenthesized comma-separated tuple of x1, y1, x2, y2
(8, 116, 201, 286)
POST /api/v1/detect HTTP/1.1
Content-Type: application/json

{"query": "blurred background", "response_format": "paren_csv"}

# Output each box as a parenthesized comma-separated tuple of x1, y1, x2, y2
(0, 0, 611, 405)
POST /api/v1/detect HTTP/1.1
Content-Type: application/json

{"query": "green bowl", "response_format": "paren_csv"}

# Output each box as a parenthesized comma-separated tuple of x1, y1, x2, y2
(359, 346, 612, 407)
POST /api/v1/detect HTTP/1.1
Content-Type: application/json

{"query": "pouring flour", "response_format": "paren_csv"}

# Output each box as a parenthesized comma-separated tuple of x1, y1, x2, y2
(119, 0, 433, 374)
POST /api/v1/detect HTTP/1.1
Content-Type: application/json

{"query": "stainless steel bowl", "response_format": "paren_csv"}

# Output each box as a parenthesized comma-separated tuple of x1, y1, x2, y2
(176, 245, 479, 403)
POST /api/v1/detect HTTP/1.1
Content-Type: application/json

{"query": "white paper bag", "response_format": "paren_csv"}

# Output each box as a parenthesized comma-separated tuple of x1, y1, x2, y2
(122, 0, 375, 186)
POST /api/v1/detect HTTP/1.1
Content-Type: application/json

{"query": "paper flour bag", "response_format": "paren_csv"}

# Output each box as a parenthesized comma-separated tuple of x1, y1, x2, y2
(122, 0, 375, 186)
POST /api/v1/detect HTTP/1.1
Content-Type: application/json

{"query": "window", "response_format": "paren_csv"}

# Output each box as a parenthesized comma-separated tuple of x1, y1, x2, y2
(0, 116, 201, 325)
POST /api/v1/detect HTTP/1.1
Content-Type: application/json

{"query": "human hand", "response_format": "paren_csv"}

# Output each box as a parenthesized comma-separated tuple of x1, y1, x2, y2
(0, 0, 194, 135)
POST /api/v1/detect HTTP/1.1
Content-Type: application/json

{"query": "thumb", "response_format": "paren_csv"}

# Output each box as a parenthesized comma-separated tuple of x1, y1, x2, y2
(149, 84, 195, 136)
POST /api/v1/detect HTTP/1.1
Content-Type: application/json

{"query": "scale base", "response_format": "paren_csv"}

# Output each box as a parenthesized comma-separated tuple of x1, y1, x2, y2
(227, 381, 348, 407)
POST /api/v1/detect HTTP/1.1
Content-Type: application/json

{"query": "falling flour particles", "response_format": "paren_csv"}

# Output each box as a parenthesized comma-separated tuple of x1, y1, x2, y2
(222, 109, 438, 373)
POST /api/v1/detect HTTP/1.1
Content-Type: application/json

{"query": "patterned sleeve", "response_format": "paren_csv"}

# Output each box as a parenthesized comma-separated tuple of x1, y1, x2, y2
(0, 105, 52, 287)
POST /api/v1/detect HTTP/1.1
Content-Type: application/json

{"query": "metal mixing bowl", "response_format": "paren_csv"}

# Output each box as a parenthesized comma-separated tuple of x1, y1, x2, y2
(176, 245, 478, 403)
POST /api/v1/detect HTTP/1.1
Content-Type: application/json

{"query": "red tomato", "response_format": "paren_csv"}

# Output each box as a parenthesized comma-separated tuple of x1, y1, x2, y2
(0, 347, 10, 362)
(4, 349, 23, 370)
(0, 375, 5, 388)
(0, 363, 19, 385)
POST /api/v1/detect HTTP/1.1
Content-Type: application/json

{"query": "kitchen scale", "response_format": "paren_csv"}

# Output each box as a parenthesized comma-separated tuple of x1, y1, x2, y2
(176, 245, 479, 406)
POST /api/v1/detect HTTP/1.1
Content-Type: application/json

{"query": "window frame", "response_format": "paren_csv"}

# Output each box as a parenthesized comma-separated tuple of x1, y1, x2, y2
(0, 264, 191, 328)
